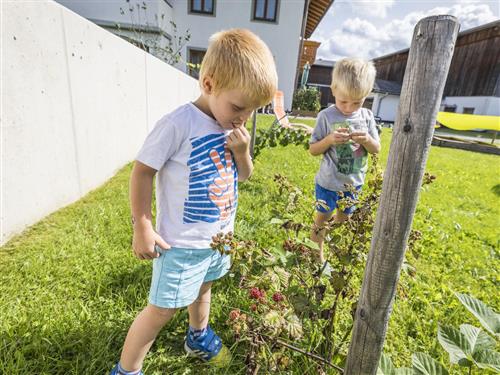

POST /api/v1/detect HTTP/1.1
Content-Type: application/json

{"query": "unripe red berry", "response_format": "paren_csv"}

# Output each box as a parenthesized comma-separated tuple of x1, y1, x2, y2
(272, 292, 284, 302)
(249, 287, 263, 299)
(229, 309, 240, 321)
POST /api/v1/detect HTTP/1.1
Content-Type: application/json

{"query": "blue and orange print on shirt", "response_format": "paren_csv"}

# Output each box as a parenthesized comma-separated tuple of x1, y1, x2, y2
(183, 133, 238, 225)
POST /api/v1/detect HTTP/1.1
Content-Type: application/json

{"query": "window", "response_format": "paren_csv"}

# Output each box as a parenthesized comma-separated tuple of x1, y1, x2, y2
(363, 97, 374, 110)
(463, 107, 475, 114)
(190, 0, 215, 15)
(188, 48, 206, 79)
(443, 105, 456, 113)
(253, 0, 278, 22)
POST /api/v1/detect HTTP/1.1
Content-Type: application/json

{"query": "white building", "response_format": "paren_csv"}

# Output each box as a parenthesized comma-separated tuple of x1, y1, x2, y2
(370, 79, 402, 123)
(56, 0, 334, 110)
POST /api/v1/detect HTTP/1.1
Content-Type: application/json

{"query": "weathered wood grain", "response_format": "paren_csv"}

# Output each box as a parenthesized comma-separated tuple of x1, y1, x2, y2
(344, 15, 460, 374)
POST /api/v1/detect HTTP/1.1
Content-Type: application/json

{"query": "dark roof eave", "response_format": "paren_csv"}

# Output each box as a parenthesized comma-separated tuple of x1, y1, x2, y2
(305, 0, 335, 39)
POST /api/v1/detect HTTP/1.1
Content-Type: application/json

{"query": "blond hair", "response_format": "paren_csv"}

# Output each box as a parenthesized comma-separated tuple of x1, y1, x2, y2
(199, 29, 278, 107)
(330, 57, 376, 99)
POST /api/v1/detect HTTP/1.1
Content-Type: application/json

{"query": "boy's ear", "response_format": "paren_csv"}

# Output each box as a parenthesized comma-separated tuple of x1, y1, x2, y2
(201, 76, 214, 95)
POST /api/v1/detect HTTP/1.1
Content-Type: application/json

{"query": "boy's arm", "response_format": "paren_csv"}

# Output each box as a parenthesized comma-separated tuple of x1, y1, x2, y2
(308, 111, 350, 156)
(227, 127, 253, 181)
(130, 161, 170, 260)
(309, 137, 331, 155)
(350, 132, 381, 154)
(364, 136, 381, 154)
(309, 130, 350, 155)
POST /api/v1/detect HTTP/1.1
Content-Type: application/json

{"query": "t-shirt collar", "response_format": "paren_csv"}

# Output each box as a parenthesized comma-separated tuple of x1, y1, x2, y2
(188, 102, 233, 135)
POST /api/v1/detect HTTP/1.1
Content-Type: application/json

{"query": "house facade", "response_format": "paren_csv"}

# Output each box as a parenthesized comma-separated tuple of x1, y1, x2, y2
(57, 0, 334, 110)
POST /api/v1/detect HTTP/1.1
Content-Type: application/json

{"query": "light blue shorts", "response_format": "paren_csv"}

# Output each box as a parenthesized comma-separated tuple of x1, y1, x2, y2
(149, 247, 231, 308)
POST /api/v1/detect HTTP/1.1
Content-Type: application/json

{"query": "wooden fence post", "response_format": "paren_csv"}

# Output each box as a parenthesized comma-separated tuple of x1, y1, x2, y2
(344, 15, 460, 373)
(250, 110, 258, 159)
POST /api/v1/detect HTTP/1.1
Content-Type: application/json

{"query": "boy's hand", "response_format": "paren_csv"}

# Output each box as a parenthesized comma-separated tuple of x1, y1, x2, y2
(350, 131, 370, 145)
(327, 128, 350, 145)
(227, 127, 251, 155)
(132, 223, 170, 260)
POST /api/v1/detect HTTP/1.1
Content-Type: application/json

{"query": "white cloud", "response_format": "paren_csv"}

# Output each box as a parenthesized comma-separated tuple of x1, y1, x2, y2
(341, 17, 379, 38)
(454, 0, 483, 3)
(337, 0, 396, 18)
(444, 4, 499, 29)
(315, 3, 498, 61)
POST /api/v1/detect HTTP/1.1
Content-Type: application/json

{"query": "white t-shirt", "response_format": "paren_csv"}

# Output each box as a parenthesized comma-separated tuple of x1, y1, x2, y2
(136, 103, 238, 249)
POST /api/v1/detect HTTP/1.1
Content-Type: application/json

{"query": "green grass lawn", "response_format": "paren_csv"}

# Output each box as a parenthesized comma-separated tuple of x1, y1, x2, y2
(1, 114, 499, 374)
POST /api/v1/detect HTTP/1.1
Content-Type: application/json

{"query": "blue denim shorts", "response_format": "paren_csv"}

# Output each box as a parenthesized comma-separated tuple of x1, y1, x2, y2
(149, 247, 231, 308)
(315, 183, 361, 214)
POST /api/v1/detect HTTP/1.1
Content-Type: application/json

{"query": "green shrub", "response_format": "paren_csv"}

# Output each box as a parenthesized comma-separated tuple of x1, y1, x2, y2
(292, 87, 321, 112)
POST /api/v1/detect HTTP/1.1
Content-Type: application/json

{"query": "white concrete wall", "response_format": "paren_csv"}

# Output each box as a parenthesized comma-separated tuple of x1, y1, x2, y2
(56, 0, 175, 31)
(173, 0, 305, 110)
(55, 1, 305, 110)
(1, 0, 199, 245)
(372, 93, 400, 122)
(56, 0, 175, 61)
(442, 96, 500, 116)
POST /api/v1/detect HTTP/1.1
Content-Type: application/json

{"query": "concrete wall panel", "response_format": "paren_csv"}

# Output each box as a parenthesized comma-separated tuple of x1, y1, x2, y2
(2, 0, 198, 244)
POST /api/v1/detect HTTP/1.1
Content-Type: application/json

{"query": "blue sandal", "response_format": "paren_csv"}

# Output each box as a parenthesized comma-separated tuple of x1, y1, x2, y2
(184, 325, 223, 361)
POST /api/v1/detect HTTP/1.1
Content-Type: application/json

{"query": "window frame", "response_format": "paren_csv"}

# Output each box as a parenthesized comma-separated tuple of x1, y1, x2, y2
(252, 0, 279, 23)
(443, 105, 457, 113)
(189, 0, 216, 16)
(187, 47, 207, 79)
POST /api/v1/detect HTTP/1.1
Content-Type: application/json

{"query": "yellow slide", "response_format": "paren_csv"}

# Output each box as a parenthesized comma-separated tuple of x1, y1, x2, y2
(437, 112, 500, 131)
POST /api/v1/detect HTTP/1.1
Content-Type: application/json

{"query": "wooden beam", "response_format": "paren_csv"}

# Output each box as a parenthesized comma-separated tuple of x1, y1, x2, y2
(344, 15, 460, 374)
(250, 110, 257, 159)
(317, 0, 331, 9)
(308, 8, 323, 19)
(305, 0, 334, 38)
(309, 2, 326, 16)
(432, 136, 500, 155)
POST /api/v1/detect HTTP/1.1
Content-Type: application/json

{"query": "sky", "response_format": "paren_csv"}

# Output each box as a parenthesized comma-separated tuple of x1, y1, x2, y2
(311, 0, 499, 61)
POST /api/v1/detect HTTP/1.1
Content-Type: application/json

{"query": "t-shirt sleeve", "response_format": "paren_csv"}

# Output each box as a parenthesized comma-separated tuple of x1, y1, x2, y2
(136, 117, 181, 171)
(309, 111, 329, 144)
(366, 110, 380, 143)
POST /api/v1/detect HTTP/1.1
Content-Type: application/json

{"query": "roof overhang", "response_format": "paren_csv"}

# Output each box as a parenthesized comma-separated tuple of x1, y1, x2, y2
(305, 0, 335, 39)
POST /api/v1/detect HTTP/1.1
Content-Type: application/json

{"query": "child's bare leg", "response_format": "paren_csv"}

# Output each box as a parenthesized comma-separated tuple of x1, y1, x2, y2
(311, 211, 334, 263)
(188, 281, 212, 329)
(119, 304, 177, 371)
(334, 209, 349, 223)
